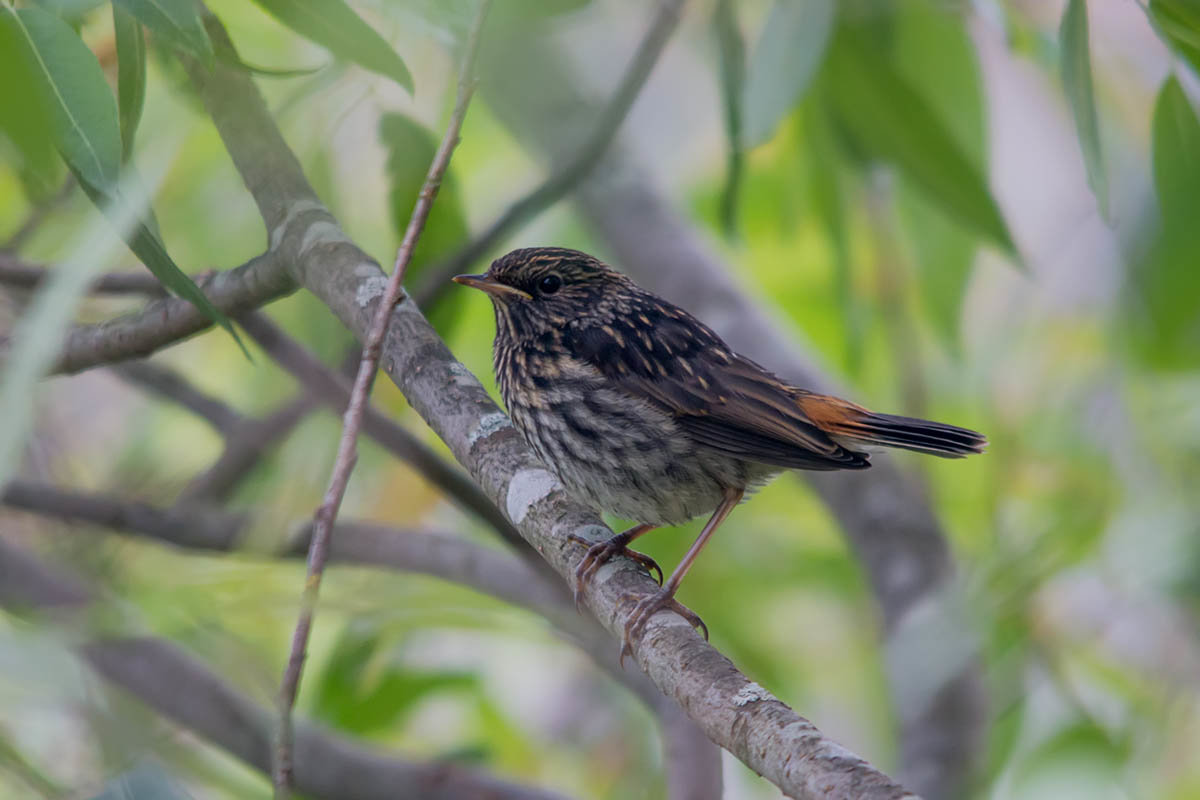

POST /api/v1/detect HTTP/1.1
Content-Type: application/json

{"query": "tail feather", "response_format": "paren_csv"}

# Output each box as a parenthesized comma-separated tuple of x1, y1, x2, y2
(829, 412, 987, 458)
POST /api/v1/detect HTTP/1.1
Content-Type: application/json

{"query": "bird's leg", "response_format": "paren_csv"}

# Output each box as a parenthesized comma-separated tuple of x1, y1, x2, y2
(566, 523, 661, 608)
(620, 487, 743, 665)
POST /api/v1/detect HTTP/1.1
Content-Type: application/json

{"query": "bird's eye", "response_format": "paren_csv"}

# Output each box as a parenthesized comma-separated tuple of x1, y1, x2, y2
(538, 274, 563, 295)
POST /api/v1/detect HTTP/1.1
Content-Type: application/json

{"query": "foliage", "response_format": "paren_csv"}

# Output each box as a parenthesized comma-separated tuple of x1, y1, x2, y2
(3, 1, 1200, 799)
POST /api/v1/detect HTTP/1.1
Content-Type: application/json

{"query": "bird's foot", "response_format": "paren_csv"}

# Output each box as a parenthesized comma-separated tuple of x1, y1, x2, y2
(619, 589, 708, 667)
(566, 530, 662, 609)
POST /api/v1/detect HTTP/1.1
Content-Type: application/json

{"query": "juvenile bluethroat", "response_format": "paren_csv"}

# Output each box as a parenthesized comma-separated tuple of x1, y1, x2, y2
(454, 247, 985, 658)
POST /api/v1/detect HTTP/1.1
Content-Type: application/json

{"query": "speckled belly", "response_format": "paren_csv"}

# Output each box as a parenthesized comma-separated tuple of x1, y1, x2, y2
(504, 382, 780, 525)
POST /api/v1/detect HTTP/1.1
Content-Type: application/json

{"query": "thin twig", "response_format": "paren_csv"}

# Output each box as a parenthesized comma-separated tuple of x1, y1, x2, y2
(272, 3, 492, 796)
(237, 311, 524, 549)
(0, 253, 166, 296)
(112, 360, 244, 435)
(0, 538, 573, 800)
(413, 0, 686, 308)
(0, 479, 719, 800)
(178, 395, 317, 504)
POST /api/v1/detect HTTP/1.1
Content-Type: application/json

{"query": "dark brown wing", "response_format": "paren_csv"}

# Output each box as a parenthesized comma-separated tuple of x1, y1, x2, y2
(564, 296, 869, 471)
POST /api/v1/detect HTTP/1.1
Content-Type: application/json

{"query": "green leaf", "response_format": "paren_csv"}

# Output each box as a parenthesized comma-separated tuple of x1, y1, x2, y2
(250, 0, 413, 92)
(1059, 0, 1108, 220)
(3, 6, 122, 191)
(1127, 77, 1200, 370)
(112, 0, 213, 66)
(0, 17, 58, 195)
(380, 113, 469, 337)
(2, 6, 245, 352)
(113, 5, 146, 161)
(1149, 0, 1200, 78)
(804, 105, 862, 373)
(713, 0, 745, 237)
(892, 0, 984, 350)
(825, 30, 1016, 256)
(1152, 77, 1200, 231)
(312, 621, 476, 735)
(744, 0, 836, 147)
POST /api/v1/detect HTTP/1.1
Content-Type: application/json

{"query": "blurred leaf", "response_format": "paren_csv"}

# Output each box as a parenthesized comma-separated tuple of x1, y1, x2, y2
(313, 621, 477, 735)
(713, 0, 745, 237)
(1059, 0, 1108, 220)
(825, 30, 1016, 257)
(804, 105, 862, 372)
(2, 6, 122, 191)
(89, 762, 192, 800)
(1127, 77, 1200, 370)
(2, 6, 245, 353)
(113, 5, 146, 161)
(744, 0, 836, 147)
(249, 0, 413, 93)
(1018, 720, 1130, 782)
(890, 0, 984, 351)
(380, 112, 469, 337)
(1150, 0, 1200, 78)
(112, 0, 213, 66)
(0, 16, 58, 196)
(1153, 77, 1200, 230)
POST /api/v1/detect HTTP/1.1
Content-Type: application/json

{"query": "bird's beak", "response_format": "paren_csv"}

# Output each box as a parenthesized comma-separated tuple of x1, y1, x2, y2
(452, 274, 532, 300)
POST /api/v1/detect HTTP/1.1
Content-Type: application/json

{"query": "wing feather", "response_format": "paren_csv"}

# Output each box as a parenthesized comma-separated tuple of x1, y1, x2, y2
(564, 296, 870, 471)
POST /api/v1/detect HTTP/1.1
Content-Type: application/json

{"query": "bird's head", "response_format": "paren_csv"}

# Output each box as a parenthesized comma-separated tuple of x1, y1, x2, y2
(453, 247, 631, 337)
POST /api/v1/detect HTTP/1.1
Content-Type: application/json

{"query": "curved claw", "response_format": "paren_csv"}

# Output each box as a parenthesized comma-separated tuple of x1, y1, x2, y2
(618, 589, 707, 668)
(566, 531, 662, 611)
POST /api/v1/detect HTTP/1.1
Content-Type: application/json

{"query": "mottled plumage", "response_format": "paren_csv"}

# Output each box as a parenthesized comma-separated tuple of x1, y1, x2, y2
(454, 246, 985, 656)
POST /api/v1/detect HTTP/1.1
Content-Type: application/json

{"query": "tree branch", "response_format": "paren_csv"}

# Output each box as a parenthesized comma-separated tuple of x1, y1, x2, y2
(0, 537, 573, 800)
(183, 22, 914, 798)
(41, 252, 294, 374)
(0, 252, 165, 296)
(271, 3, 492, 795)
(237, 311, 530, 561)
(1, 480, 720, 800)
(413, 0, 686, 306)
(178, 395, 317, 504)
(113, 360, 244, 435)
(476, 30, 984, 799)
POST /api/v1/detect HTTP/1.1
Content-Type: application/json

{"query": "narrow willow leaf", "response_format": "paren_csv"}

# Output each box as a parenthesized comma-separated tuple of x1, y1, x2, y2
(713, 0, 745, 237)
(744, 0, 836, 147)
(4, 7, 244, 352)
(1059, 0, 1108, 220)
(1128, 77, 1200, 369)
(113, 5, 146, 161)
(1152, 77, 1200, 229)
(1149, 0, 1200, 78)
(112, 0, 213, 66)
(250, 0, 413, 92)
(826, 33, 1016, 256)
(893, 0, 984, 350)
(806, 106, 862, 374)
(0, 15, 58, 194)
(3, 6, 122, 191)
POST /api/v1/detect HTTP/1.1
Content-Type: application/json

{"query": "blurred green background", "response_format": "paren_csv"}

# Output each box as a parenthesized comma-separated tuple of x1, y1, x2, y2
(2, 0, 1199, 798)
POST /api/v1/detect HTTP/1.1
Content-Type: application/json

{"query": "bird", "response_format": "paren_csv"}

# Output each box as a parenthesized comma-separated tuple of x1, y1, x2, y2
(453, 246, 985, 659)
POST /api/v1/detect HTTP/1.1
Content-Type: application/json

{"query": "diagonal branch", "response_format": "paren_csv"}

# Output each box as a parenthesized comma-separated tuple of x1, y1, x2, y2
(0, 537, 572, 800)
(178, 394, 317, 504)
(237, 311, 529, 559)
(476, 30, 986, 799)
(271, 3, 492, 796)
(113, 360, 244, 435)
(1, 479, 721, 800)
(413, 0, 686, 307)
(187, 13, 915, 797)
